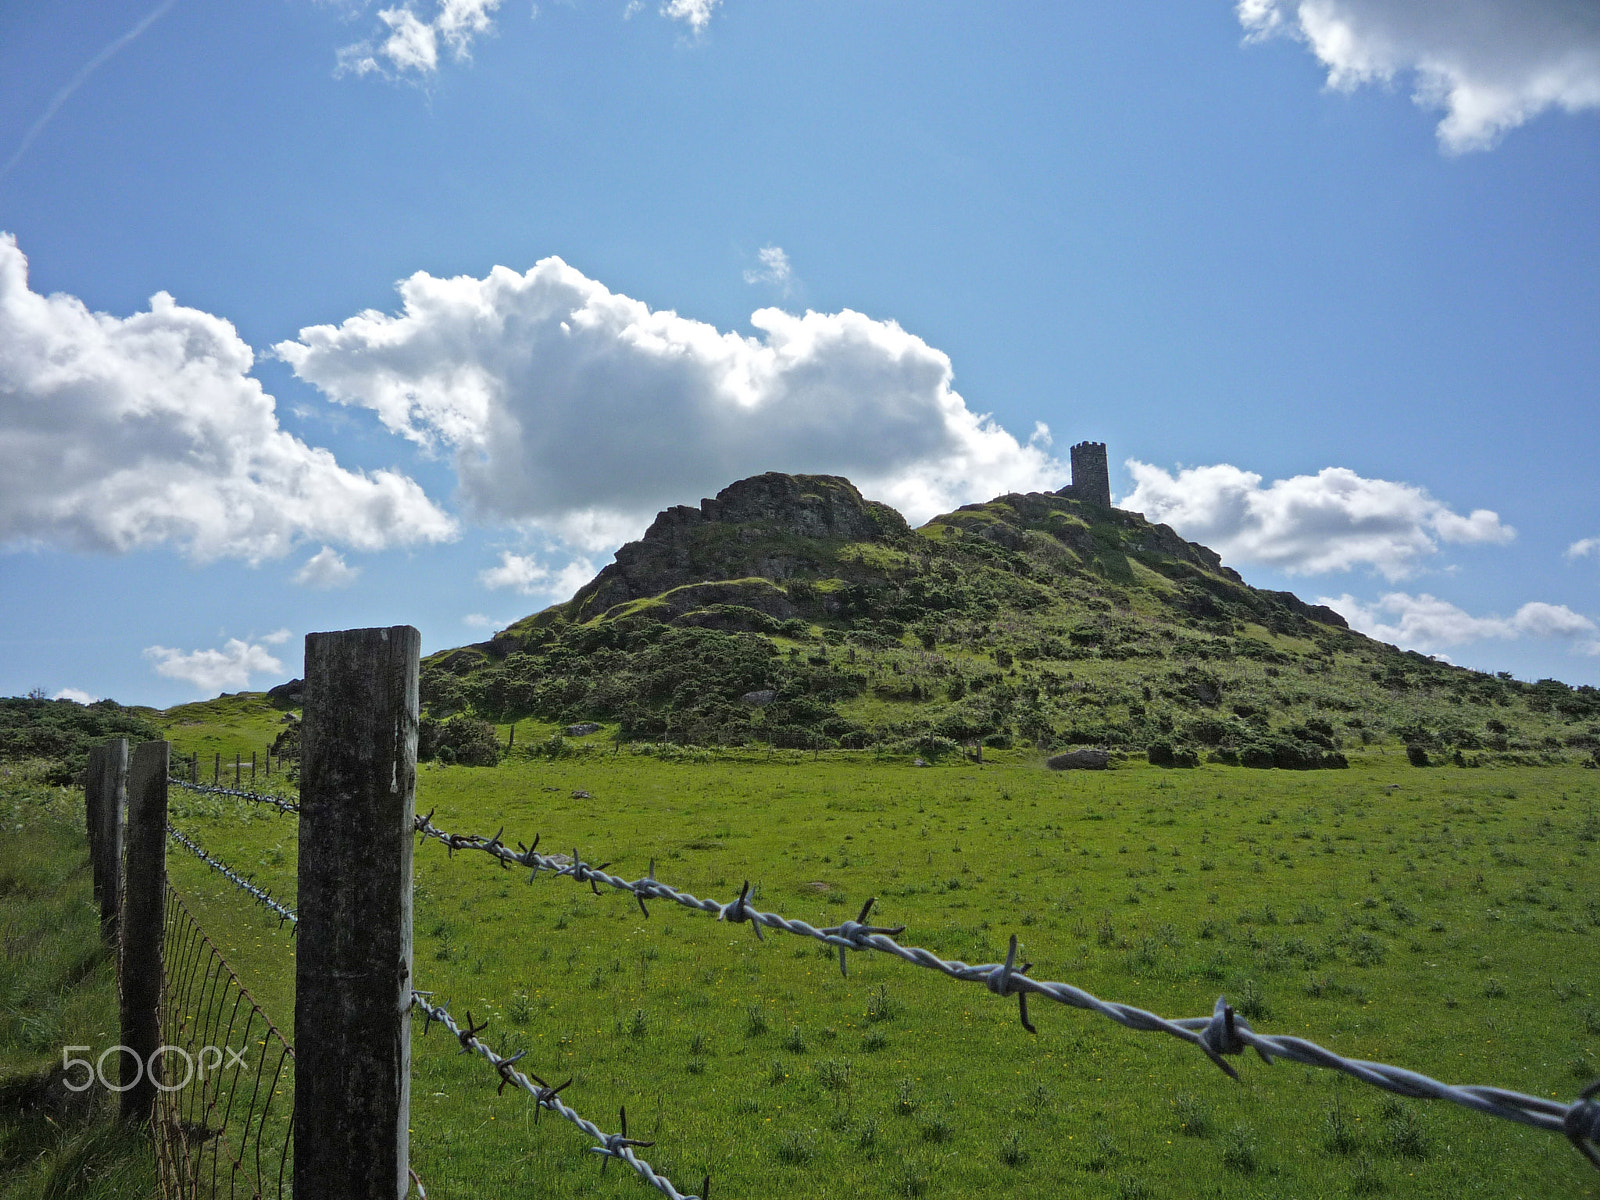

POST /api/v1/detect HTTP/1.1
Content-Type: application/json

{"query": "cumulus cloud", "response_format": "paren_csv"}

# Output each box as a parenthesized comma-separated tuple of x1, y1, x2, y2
(1122, 460, 1512, 580)
(462, 612, 518, 630)
(276, 255, 1064, 542)
(0, 235, 456, 563)
(1567, 537, 1600, 560)
(337, 0, 501, 78)
(52, 687, 98, 704)
(293, 545, 361, 588)
(1321, 591, 1596, 652)
(661, 0, 720, 35)
(479, 550, 597, 600)
(144, 630, 291, 694)
(1238, 0, 1600, 152)
(743, 245, 793, 292)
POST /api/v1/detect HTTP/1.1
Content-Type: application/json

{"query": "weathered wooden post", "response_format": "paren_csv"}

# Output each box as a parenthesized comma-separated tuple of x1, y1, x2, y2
(295, 627, 419, 1200)
(85, 744, 104, 904)
(234, 752, 241, 788)
(96, 739, 128, 943)
(213, 752, 220, 784)
(251, 750, 257, 783)
(120, 740, 168, 1121)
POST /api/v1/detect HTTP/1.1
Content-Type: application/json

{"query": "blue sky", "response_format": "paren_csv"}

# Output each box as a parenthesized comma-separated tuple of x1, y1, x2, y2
(3, 0, 1599, 705)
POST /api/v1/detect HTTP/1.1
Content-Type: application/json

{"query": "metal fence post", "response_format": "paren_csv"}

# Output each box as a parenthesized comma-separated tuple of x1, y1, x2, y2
(97, 739, 128, 943)
(120, 740, 168, 1121)
(294, 626, 419, 1200)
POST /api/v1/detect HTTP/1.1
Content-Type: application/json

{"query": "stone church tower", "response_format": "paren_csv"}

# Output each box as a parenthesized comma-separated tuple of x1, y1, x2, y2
(1060, 441, 1111, 508)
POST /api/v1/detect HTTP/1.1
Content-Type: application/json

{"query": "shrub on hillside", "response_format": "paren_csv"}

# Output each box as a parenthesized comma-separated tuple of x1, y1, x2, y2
(0, 697, 164, 784)
(419, 715, 501, 766)
(1147, 740, 1199, 768)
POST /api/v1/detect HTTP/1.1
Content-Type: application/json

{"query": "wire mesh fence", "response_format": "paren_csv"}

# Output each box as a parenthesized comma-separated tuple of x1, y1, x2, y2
(155, 886, 294, 1200)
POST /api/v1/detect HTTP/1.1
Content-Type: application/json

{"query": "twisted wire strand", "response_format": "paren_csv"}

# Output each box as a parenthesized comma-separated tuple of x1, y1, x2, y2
(169, 776, 300, 816)
(160, 833, 703, 1194)
(409, 993, 705, 1200)
(167, 824, 298, 929)
(412, 810, 1600, 1170)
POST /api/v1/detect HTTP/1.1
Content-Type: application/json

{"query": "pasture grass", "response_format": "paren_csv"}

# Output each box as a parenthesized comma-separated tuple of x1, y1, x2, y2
(0, 767, 158, 1199)
(156, 747, 1600, 1198)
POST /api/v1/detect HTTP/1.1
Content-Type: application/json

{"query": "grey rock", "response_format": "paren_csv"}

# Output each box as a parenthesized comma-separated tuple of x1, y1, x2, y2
(565, 723, 601, 736)
(740, 690, 777, 708)
(1046, 748, 1110, 771)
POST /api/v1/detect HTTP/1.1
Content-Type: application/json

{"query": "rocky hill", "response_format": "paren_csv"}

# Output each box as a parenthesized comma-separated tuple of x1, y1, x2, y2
(421, 473, 1600, 766)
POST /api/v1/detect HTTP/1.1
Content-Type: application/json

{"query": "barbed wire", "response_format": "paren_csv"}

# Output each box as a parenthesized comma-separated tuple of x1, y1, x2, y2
(167, 825, 298, 929)
(412, 809, 1600, 1171)
(169, 776, 301, 816)
(159, 831, 702, 1194)
(409, 992, 707, 1200)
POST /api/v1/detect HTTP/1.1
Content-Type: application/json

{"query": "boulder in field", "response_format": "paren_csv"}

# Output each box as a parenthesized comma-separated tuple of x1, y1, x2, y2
(1046, 748, 1110, 770)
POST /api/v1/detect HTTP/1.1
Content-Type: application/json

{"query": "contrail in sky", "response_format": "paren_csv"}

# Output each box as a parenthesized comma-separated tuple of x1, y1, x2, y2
(1, 0, 181, 181)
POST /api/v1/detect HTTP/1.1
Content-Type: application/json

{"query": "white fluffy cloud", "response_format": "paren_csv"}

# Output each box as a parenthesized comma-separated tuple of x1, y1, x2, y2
(0, 235, 456, 562)
(1238, 0, 1600, 152)
(293, 545, 361, 588)
(1122, 460, 1512, 580)
(276, 255, 1064, 541)
(52, 687, 98, 704)
(661, 0, 720, 35)
(1567, 537, 1600, 560)
(144, 630, 291, 694)
(479, 550, 598, 600)
(1321, 591, 1596, 653)
(337, 0, 501, 78)
(744, 245, 793, 291)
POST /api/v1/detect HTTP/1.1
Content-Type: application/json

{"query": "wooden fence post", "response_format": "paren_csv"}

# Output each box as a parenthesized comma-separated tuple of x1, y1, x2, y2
(213, 752, 220, 784)
(85, 744, 104, 906)
(96, 739, 128, 943)
(120, 740, 168, 1121)
(295, 627, 419, 1200)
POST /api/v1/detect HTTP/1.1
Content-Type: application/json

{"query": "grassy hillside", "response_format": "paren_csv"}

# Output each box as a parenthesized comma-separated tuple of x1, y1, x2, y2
(418, 475, 1600, 768)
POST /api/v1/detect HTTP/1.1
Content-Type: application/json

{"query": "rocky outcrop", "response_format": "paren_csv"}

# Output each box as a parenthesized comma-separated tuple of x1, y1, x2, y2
(569, 474, 908, 621)
(266, 679, 304, 708)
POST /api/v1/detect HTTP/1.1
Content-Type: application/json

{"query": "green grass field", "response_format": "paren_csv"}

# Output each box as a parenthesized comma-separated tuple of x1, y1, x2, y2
(0, 767, 158, 1200)
(156, 739, 1600, 1200)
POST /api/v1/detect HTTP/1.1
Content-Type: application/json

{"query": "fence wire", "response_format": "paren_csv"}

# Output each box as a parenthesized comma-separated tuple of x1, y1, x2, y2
(167, 825, 298, 929)
(410, 993, 707, 1200)
(169, 777, 300, 816)
(412, 809, 1600, 1171)
(162, 832, 692, 1197)
(157, 887, 294, 1200)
